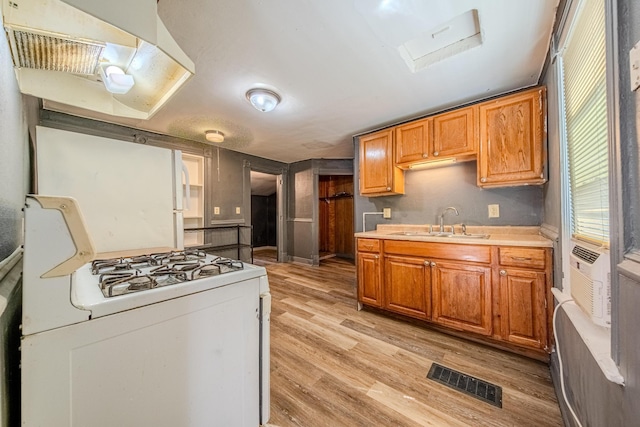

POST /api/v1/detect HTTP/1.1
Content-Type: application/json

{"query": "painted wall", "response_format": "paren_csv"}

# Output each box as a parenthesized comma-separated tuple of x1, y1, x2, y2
(546, 0, 640, 425)
(353, 146, 544, 234)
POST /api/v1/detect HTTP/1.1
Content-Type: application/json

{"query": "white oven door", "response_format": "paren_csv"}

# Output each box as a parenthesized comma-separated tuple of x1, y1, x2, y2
(22, 278, 261, 427)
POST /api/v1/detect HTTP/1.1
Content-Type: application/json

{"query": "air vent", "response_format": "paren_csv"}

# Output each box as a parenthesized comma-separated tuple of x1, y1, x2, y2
(8, 28, 104, 75)
(427, 363, 502, 407)
(571, 245, 600, 264)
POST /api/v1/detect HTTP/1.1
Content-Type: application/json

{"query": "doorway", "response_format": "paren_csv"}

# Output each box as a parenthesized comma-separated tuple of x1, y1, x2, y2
(250, 171, 281, 265)
(318, 175, 354, 262)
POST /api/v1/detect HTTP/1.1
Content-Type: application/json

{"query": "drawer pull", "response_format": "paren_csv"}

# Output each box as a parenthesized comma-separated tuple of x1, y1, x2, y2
(511, 256, 532, 261)
(363, 245, 373, 250)
(374, 255, 379, 259)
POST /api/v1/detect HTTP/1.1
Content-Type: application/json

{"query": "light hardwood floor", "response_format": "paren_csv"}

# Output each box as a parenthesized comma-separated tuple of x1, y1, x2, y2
(265, 257, 562, 427)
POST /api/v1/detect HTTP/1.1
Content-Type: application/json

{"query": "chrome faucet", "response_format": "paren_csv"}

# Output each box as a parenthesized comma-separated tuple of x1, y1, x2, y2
(439, 207, 459, 234)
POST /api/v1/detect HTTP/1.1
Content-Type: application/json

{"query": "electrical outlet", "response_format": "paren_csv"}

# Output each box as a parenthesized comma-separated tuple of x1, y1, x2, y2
(488, 204, 500, 218)
(214, 207, 220, 215)
(235, 207, 241, 214)
(383, 207, 392, 219)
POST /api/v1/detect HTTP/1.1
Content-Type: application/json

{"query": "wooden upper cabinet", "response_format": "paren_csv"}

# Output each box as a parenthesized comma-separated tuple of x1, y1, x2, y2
(395, 118, 432, 167)
(359, 129, 405, 196)
(477, 87, 547, 187)
(432, 105, 477, 159)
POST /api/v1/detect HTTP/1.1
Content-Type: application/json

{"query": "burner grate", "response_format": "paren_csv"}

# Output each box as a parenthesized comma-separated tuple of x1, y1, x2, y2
(426, 363, 502, 408)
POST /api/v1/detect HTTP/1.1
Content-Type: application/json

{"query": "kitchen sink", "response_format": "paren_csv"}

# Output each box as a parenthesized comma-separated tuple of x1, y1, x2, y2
(389, 231, 490, 239)
(440, 233, 490, 239)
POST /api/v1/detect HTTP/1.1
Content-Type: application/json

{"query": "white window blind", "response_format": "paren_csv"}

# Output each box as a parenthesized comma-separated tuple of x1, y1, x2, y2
(561, 0, 609, 246)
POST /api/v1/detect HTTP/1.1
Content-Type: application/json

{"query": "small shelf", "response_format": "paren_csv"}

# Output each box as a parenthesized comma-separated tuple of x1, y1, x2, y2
(184, 225, 253, 262)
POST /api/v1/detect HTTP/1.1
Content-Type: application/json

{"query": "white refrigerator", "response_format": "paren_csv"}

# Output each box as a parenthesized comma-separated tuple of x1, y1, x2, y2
(35, 126, 185, 253)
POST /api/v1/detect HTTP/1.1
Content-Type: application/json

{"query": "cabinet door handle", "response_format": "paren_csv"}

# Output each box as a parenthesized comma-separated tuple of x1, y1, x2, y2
(374, 255, 379, 259)
(424, 260, 430, 266)
(422, 153, 428, 158)
(480, 177, 487, 183)
(511, 256, 532, 261)
(433, 151, 439, 156)
(430, 261, 436, 267)
(499, 270, 507, 276)
(386, 187, 391, 191)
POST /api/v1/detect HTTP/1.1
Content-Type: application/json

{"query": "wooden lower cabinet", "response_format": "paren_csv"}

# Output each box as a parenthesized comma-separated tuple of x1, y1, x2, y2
(357, 252, 382, 307)
(499, 267, 548, 350)
(431, 260, 493, 336)
(355, 238, 552, 357)
(383, 255, 431, 319)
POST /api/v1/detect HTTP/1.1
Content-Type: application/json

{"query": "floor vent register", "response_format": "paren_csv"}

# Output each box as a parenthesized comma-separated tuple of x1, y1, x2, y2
(427, 363, 503, 408)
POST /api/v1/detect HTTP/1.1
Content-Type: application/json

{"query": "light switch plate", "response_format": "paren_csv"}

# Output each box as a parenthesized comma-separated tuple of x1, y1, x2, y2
(235, 207, 241, 214)
(214, 207, 220, 215)
(383, 207, 392, 219)
(631, 41, 640, 91)
(488, 204, 500, 218)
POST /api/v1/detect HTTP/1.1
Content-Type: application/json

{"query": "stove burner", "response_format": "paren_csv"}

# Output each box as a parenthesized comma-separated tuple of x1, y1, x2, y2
(127, 276, 155, 290)
(99, 271, 157, 297)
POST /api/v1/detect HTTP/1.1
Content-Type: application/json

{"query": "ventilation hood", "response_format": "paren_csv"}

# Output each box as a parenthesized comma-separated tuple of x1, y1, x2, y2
(2, 0, 195, 119)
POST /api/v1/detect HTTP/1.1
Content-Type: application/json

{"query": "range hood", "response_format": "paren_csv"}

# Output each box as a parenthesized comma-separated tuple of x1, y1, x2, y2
(2, 0, 195, 119)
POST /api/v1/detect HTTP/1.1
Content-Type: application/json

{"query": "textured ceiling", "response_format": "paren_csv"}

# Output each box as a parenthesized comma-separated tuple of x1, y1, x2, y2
(45, 0, 559, 163)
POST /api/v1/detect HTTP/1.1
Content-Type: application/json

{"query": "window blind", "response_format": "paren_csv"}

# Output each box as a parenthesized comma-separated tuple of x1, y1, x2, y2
(561, 0, 609, 246)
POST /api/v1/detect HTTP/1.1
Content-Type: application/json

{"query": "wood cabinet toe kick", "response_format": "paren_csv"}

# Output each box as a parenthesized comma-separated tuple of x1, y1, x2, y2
(356, 237, 553, 360)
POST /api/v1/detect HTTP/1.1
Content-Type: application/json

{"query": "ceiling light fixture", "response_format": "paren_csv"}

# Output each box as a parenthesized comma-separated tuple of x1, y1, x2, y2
(205, 130, 225, 143)
(246, 88, 281, 112)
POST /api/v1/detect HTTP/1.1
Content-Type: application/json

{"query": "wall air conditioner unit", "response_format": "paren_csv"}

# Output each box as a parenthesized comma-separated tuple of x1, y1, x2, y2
(569, 241, 611, 327)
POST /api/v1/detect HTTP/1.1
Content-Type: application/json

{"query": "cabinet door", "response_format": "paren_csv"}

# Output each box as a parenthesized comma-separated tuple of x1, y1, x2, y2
(395, 118, 432, 166)
(359, 129, 404, 196)
(499, 268, 547, 350)
(478, 87, 546, 187)
(432, 106, 477, 159)
(357, 252, 382, 307)
(384, 255, 431, 320)
(432, 260, 492, 335)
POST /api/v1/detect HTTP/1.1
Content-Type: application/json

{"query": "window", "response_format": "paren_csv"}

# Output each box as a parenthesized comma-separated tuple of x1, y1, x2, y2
(560, 0, 609, 247)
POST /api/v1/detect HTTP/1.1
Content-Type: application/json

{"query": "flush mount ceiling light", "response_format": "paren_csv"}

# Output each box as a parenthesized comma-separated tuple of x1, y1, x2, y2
(205, 130, 225, 143)
(246, 88, 281, 112)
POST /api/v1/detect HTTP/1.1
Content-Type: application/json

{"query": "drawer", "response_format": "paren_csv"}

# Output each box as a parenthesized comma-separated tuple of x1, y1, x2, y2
(383, 240, 491, 264)
(499, 247, 546, 269)
(357, 238, 380, 252)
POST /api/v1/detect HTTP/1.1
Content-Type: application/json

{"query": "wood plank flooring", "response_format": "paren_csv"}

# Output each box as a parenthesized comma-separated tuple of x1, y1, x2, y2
(264, 257, 562, 427)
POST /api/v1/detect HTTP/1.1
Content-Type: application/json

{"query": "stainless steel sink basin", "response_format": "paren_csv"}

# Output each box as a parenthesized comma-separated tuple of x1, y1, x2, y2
(389, 231, 430, 236)
(389, 231, 490, 239)
(440, 233, 491, 239)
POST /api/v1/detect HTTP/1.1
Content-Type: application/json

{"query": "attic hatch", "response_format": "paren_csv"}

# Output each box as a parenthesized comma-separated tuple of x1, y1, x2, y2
(398, 9, 482, 73)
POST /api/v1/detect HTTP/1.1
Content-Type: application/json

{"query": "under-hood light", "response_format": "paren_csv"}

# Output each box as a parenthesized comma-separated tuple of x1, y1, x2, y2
(99, 65, 134, 94)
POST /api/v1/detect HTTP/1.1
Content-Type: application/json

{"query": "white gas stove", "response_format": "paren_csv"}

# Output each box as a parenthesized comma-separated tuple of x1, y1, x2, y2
(21, 195, 271, 427)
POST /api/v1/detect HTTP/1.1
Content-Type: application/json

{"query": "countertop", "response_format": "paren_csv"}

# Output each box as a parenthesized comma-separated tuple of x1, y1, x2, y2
(355, 224, 553, 247)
